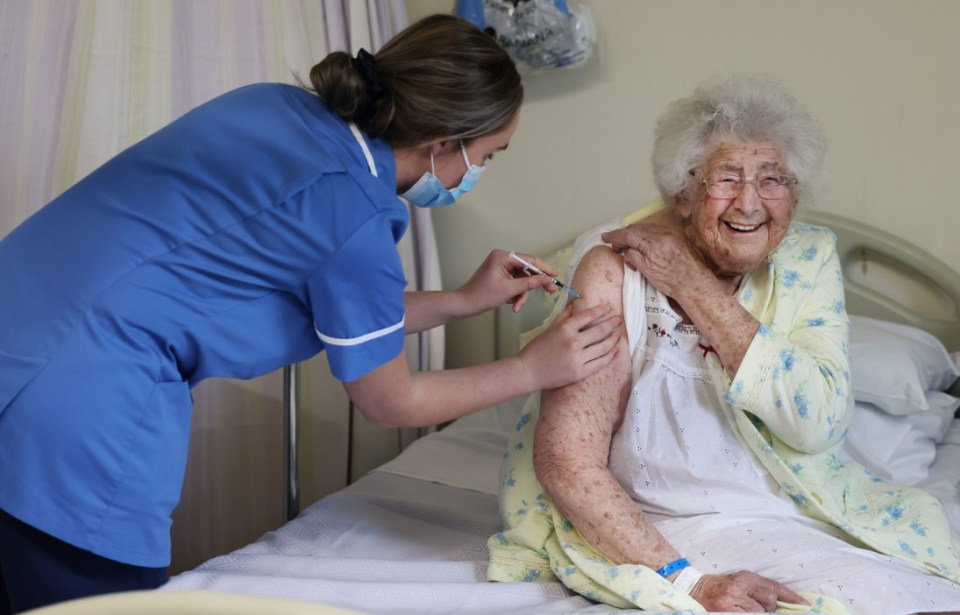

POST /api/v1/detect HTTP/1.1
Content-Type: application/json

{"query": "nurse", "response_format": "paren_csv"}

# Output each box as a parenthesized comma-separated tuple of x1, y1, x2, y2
(0, 14, 620, 613)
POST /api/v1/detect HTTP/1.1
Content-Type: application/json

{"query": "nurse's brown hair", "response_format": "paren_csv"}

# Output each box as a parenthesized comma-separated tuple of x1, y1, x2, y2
(306, 14, 523, 146)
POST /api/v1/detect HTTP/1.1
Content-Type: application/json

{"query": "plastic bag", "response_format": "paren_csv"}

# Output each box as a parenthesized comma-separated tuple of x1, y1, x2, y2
(457, 0, 596, 72)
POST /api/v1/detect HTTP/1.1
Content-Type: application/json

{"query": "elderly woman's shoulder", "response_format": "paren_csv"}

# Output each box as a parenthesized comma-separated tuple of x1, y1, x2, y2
(776, 220, 838, 262)
(571, 245, 626, 296)
(578, 244, 626, 273)
(789, 220, 837, 243)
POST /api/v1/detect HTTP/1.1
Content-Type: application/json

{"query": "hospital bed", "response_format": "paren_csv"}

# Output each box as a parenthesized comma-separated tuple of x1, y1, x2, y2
(159, 210, 960, 614)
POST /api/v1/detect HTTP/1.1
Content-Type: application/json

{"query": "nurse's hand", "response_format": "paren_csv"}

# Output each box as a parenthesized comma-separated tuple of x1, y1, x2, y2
(518, 304, 621, 389)
(456, 249, 563, 316)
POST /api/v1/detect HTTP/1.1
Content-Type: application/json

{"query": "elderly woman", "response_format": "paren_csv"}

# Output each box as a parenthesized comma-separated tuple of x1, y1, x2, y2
(488, 75, 960, 614)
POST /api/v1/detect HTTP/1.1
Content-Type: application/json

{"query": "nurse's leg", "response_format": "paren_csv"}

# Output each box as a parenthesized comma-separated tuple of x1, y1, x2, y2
(0, 551, 11, 615)
(0, 508, 167, 613)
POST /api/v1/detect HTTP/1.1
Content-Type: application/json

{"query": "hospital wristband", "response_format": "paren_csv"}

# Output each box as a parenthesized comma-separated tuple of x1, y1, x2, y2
(655, 557, 690, 578)
(672, 565, 704, 595)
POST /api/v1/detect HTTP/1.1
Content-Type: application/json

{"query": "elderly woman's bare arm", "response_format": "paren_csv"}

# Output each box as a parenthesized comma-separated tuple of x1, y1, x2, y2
(533, 245, 681, 569)
(534, 245, 809, 611)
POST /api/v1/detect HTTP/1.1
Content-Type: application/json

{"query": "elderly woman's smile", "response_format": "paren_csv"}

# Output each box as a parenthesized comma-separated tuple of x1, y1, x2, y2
(678, 141, 798, 278)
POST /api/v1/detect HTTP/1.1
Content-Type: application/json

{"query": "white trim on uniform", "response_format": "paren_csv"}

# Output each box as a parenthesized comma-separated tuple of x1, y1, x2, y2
(348, 122, 378, 177)
(315, 317, 405, 346)
(319, 123, 404, 350)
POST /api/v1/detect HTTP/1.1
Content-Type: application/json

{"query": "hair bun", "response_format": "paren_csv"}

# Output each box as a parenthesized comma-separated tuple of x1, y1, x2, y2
(351, 49, 383, 99)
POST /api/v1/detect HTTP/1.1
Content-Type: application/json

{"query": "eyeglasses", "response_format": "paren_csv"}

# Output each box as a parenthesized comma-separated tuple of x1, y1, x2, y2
(698, 170, 798, 200)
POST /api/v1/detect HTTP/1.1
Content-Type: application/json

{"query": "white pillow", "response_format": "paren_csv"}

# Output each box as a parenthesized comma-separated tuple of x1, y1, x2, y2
(918, 391, 960, 442)
(840, 391, 960, 485)
(849, 315, 960, 415)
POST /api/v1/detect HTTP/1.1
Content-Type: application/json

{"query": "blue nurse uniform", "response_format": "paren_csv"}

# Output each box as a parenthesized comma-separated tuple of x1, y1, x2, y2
(0, 83, 409, 567)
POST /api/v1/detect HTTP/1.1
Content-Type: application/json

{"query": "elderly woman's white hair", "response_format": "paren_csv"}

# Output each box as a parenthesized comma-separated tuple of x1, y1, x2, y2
(652, 74, 827, 206)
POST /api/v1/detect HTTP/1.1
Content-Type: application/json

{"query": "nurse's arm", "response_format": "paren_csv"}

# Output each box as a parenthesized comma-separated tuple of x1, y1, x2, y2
(342, 302, 621, 427)
(403, 249, 568, 333)
(402, 289, 474, 333)
(402, 280, 545, 333)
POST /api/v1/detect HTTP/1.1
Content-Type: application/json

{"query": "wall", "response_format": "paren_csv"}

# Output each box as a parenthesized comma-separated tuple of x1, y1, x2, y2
(405, 0, 960, 369)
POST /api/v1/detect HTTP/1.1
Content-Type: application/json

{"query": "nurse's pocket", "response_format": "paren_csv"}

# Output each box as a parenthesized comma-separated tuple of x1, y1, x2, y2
(0, 349, 49, 414)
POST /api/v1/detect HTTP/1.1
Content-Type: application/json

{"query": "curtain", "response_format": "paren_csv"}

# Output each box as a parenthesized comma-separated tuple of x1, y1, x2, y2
(334, 0, 446, 470)
(0, 0, 440, 573)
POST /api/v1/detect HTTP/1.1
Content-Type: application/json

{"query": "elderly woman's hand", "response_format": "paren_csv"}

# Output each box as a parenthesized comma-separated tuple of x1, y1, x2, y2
(690, 570, 808, 612)
(600, 221, 719, 301)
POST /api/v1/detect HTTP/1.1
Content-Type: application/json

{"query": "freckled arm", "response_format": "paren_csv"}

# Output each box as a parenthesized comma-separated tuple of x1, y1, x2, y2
(672, 274, 759, 378)
(533, 246, 682, 572)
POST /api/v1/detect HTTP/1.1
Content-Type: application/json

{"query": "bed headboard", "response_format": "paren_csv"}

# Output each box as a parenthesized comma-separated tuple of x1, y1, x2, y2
(496, 210, 960, 364)
(798, 210, 960, 352)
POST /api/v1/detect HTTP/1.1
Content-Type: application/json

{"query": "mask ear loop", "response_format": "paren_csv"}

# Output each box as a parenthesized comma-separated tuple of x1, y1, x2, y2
(459, 140, 473, 168)
(428, 139, 463, 175)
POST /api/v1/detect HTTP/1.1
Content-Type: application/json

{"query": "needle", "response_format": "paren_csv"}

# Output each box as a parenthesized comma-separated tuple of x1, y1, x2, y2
(508, 251, 581, 299)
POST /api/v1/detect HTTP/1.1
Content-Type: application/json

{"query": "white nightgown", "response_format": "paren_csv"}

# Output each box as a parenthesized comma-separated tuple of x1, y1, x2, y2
(607, 282, 960, 614)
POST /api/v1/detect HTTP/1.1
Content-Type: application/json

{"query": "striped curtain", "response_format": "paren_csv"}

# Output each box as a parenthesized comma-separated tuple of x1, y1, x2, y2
(1, 1, 323, 226)
(0, 0, 440, 573)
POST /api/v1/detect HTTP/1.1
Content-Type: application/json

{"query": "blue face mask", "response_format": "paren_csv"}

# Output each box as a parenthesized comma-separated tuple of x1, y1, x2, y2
(400, 140, 486, 208)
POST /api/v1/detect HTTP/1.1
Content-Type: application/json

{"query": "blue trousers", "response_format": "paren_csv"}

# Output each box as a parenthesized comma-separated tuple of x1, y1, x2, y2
(0, 508, 167, 614)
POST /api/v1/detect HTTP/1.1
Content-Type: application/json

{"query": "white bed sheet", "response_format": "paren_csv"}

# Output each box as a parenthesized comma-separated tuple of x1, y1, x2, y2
(163, 400, 651, 614)
(164, 398, 960, 614)
(917, 418, 960, 541)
